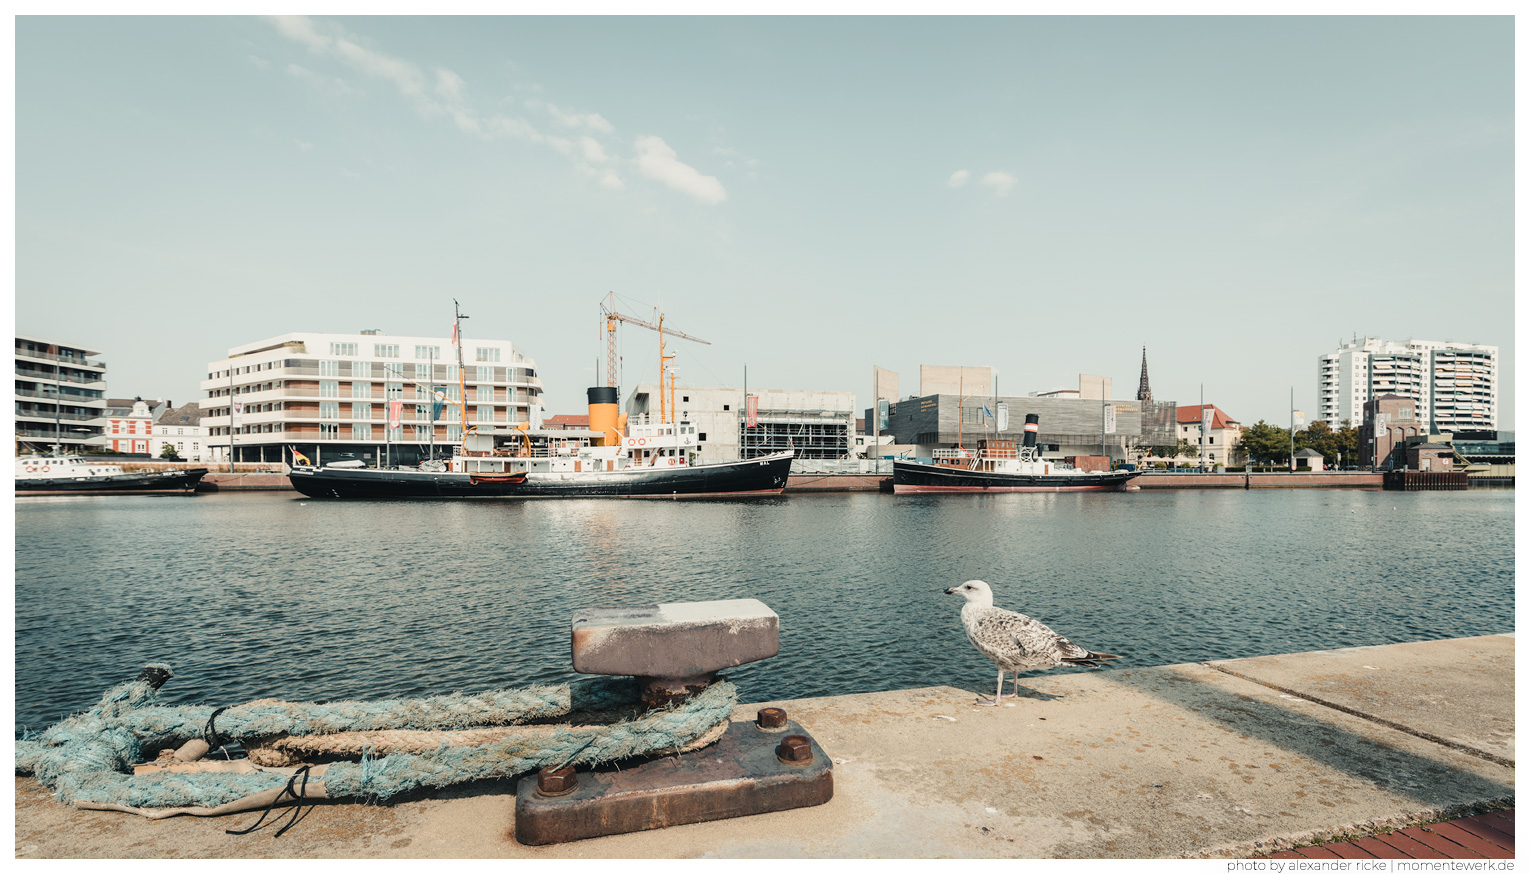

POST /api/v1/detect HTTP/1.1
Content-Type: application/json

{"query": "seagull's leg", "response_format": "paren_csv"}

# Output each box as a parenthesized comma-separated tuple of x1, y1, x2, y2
(975, 669, 1005, 706)
(997, 670, 1019, 699)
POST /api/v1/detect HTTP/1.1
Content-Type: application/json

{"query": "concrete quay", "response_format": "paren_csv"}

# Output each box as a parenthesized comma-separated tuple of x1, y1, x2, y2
(15, 634, 1513, 859)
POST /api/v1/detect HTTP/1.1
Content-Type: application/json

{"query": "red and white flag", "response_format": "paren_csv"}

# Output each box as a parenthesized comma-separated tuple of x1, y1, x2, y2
(388, 400, 403, 430)
(450, 322, 459, 346)
(745, 395, 758, 428)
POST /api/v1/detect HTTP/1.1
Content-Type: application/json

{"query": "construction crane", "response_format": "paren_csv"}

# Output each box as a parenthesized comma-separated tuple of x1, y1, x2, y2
(601, 292, 710, 423)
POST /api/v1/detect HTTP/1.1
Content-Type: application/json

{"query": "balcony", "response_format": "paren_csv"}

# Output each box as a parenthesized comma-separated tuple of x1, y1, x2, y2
(14, 347, 106, 369)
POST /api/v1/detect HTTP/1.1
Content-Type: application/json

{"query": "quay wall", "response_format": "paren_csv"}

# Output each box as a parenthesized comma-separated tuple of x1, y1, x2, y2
(1135, 471, 1383, 489)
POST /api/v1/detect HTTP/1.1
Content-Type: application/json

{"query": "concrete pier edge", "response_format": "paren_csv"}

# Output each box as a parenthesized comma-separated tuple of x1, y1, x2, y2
(14, 634, 1515, 859)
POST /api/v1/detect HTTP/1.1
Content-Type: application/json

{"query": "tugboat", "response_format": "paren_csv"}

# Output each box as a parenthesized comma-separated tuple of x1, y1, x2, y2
(288, 388, 793, 500)
(15, 455, 208, 495)
(893, 413, 1140, 494)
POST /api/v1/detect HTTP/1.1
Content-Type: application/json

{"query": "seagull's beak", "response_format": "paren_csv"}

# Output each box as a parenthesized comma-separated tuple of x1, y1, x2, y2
(943, 586, 957, 595)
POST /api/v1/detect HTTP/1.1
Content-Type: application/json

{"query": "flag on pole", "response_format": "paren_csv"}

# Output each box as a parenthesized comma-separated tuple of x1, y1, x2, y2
(1104, 405, 1116, 434)
(996, 402, 1008, 431)
(431, 388, 444, 422)
(291, 448, 311, 466)
(530, 403, 543, 430)
(231, 399, 243, 426)
(1293, 411, 1305, 429)
(388, 400, 403, 430)
(982, 404, 993, 419)
(451, 322, 459, 347)
(745, 394, 758, 428)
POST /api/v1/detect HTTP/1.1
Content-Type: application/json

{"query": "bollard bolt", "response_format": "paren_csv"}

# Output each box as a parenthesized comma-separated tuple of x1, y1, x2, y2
(776, 735, 813, 765)
(757, 707, 788, 730)
(537, 765, 578, 796)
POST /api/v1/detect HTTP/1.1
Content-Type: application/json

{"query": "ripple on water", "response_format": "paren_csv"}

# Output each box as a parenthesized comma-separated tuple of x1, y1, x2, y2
(13, 488, 1514, 728)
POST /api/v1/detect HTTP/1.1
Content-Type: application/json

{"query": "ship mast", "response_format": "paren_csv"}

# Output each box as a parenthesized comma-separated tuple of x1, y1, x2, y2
(453, 299, 469, 451)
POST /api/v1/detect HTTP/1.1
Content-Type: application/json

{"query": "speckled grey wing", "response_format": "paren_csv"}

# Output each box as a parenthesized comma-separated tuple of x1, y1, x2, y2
(965, 607, 1067, 670)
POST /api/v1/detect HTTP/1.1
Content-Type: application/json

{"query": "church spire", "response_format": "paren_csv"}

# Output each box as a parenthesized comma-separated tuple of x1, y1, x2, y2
(1136, 346, 1152, 403)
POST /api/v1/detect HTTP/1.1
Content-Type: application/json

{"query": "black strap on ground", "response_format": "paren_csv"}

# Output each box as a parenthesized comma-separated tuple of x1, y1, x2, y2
(225, 765, 314, 838)
(203, 705, 230, 751)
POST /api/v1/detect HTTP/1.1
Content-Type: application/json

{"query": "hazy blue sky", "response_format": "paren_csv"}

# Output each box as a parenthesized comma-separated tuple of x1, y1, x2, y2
(15, 15, 1515, 428)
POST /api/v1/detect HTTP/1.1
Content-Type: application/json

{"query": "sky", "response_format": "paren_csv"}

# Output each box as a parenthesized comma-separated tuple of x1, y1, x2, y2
(13, 13, 1517, 429)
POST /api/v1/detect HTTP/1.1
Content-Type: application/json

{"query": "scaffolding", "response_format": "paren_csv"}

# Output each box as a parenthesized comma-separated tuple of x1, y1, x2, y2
(739, 408, 852, 459)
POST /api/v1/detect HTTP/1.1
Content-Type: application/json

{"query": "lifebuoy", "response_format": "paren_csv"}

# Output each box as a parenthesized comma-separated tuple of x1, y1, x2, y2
(637, 437, 648, 446)
(25, 465, 36, 472)
(667, 458, 675, 466)
(41, 466, 50, 473)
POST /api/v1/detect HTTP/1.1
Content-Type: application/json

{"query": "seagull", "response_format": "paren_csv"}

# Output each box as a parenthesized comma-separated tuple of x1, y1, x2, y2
(944, 580, 1121, 706)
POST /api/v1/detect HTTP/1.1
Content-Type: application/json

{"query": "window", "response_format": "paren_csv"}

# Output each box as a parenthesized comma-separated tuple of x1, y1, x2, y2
(320, 360, 340, 376)
(351, 424, 372, 441)
(476, 405, 493, 422)
(320, 380, 338, 398)
(475, 347, 500, 363)
(351, 382, 371, 399)
(414, 345, 440, 360)
(414, 362, 433, 380)
(330, 342, 358, 356)
(353, 361, 372, 379)
(445, 365, 460, 383)
(320, 402, 339, 419)
(723, 405, 730, 411)
(416, 404, 431, 421)
(683, 395, 689, 403)
(477, 384, 494, 402)
(374, 344, 399, 358)
(385, 382, 404, 399)
(320, 424, 338, 440)
(413, 425, 430, 441)
(476, 366, 492, 383)
(699, 432, 707, 441)
(447, 425, 463, 441)
(352, 403, 372, 420)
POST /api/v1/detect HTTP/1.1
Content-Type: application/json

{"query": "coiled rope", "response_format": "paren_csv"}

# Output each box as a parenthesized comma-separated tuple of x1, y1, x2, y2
(16, 665, 737, 820)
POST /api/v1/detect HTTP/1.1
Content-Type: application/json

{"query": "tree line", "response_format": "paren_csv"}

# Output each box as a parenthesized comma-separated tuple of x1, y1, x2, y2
(1233, 420, 1359, 467)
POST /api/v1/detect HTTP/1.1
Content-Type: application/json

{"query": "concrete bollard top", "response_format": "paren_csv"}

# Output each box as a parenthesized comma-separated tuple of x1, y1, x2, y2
(571, 599, 780, 678)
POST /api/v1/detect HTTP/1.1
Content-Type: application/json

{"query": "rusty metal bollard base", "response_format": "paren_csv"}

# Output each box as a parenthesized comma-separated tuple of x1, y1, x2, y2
(513, 719, 833, 845)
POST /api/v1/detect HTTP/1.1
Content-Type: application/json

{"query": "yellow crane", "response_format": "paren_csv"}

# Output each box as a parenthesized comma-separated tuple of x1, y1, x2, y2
(601, 292, 710, 424)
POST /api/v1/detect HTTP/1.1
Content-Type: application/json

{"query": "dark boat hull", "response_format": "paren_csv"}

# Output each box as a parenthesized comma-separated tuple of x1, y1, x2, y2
(15, 468, 209, 495)
(287, 452, 793, 499)
(892, 459, 1140, 493)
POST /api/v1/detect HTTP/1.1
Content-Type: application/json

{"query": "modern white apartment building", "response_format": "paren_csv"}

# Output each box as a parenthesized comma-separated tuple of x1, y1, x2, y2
(1318, 338, 1498, 433)
(15, 334, 107, 454)
(200, 330, 543, 465)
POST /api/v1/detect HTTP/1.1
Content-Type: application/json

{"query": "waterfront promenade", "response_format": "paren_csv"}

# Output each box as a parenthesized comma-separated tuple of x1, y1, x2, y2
(14, 634, 1513, 859)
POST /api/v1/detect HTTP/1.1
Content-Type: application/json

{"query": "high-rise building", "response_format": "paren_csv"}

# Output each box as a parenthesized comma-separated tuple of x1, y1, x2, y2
(200, 330, 543, 465)
(14, 334, 107, 454)
(1318, 338, 1497, 433)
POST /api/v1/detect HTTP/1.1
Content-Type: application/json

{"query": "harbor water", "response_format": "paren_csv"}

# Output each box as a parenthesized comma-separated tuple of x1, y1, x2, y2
(13, 488, 1514, 732)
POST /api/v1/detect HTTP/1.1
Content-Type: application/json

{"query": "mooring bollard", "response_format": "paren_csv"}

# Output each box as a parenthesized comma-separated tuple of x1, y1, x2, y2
(515, 598, 833, 845)
(570, 599, 780, 708)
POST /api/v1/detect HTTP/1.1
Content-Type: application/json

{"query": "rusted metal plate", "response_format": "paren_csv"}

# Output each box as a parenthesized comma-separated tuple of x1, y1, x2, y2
(513, 718, 832, 846)
(570, 600, 779, 678)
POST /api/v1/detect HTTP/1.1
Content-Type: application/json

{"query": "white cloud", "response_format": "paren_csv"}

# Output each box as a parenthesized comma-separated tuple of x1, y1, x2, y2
(546, 103, 614, 134)
(980, 171, 1017, 196)
(248, 55, 270, 69)
(285, 64, 357, 98)
(580, 137, 608, 163)
(635, 136, 727, 205)
(267, 17, 724, 206)
(947, 169, 970, 187)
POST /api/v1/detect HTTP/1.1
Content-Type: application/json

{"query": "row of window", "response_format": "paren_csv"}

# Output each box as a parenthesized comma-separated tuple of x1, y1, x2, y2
(314, 424, 464, 441)
(325, 341, 504, 363)
(210, 360, 538, 382)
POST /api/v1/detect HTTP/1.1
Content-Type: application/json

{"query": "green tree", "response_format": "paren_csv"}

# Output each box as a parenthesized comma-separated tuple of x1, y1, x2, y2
(1235, 420, 1291, 465)
(159, 444, 181, 460)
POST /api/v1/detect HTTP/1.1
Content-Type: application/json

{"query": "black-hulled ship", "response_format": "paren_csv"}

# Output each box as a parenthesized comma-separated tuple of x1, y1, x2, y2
(893, 413, 1140, 494)
(15, 455, 208, 495)
(288, 387, 793, 500)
